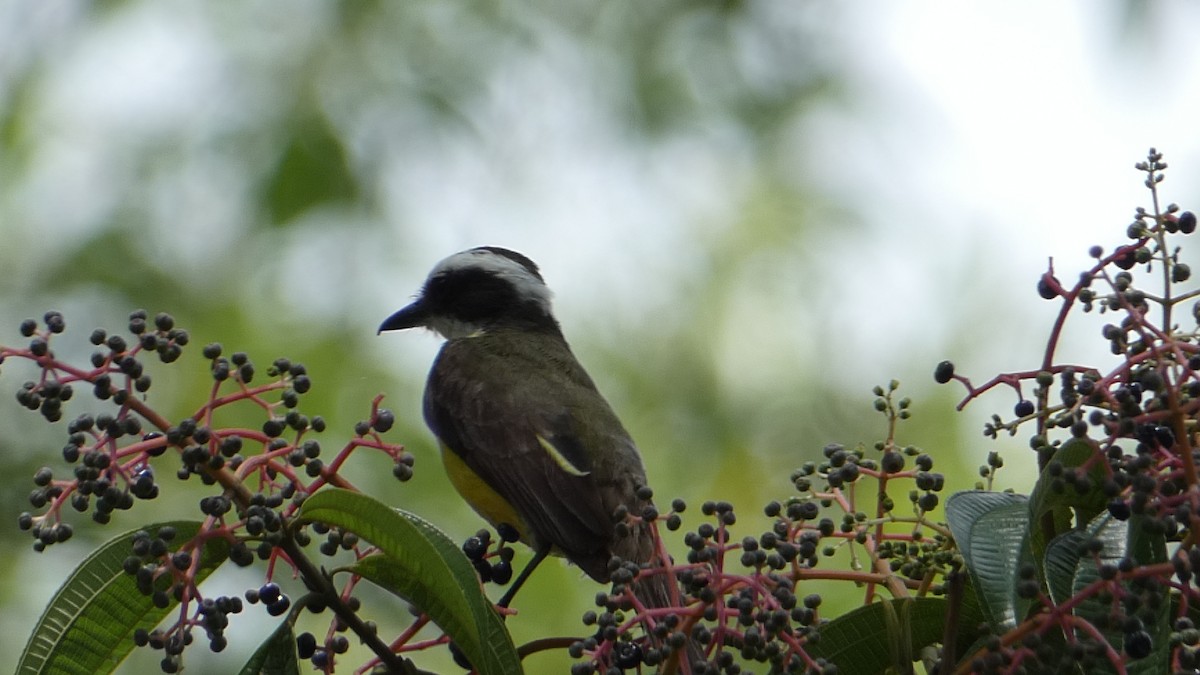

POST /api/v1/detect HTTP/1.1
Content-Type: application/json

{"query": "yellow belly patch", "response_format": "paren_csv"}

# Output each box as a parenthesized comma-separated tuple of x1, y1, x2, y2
(440, 443, 529, 544)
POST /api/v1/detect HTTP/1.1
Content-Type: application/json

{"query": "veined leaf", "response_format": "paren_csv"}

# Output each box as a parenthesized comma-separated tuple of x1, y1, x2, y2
(1068, 512, 1169, 675)
(297, 488, 520, 675)
(1028, 438, 1108, 571)
(807, 597, 984, 672)
(17, 521, 227, 675)
(945, 491, 1032, 631)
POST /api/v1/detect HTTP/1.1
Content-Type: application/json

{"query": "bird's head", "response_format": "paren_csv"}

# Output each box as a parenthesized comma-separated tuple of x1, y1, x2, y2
(378, 246, 560, 339)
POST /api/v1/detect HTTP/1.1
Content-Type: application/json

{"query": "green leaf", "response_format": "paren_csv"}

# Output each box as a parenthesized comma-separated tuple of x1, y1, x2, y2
(17, 521, 228, 675)
(879, 597, 911, 670)
(1043, 528, 1088, 605)
(807, 597, 984, 672)
(1068, 512, 1169, 675)
(238, 620, 300, 675)
(297, 488, 521, 675)
(1027, 438, 1108, 570)
(945, 491, 1032, 631)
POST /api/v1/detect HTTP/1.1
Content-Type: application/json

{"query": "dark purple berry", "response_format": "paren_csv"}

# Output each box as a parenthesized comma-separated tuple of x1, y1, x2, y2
(1180, 211, 1197, 234)
(1124, 630, 1152, 659)
(296, 632, 317, 659)
(492, 560, 513, 585)
(44, 312, 65, 333)
(258, 582, 281, 604)
(374, 409, 395, 433)
(934, 361, 954, 384)
(1109, 499, 1131, 520)
(613, 640, 643, 668)
(1037, 275, 1058, 300)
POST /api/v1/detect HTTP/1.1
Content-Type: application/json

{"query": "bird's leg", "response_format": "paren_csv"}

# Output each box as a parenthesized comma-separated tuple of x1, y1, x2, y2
(497, 544, 551, 608)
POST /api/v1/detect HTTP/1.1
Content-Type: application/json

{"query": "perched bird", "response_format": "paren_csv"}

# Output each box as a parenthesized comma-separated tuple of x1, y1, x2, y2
(378, 246, 668, 605)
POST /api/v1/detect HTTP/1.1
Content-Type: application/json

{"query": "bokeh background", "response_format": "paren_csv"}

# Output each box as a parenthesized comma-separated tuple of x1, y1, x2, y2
(2, 2, 1200, 673)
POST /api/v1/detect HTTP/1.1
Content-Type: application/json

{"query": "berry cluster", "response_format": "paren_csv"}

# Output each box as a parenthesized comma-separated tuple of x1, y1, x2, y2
(462, 527, 518, 587)
(294, 628, 352, 670)
(10, 310, 185, 423)
(570, 383, 948, 674)
(2, 309, 412, 673)
(125, 527, 247, 672)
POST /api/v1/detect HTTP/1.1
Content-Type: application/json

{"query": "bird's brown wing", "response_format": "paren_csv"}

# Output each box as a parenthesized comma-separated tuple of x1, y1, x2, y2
(423, 330, 648, 581)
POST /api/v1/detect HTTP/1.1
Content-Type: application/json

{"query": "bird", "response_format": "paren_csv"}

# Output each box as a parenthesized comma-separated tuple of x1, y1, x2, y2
(377, 246, 672, 608)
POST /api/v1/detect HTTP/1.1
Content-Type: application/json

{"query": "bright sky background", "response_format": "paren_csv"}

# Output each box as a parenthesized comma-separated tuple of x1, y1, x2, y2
(814, 2, 1200, 387)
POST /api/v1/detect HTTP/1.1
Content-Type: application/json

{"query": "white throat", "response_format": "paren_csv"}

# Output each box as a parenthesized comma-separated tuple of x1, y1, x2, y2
(427, 315, 485, 340)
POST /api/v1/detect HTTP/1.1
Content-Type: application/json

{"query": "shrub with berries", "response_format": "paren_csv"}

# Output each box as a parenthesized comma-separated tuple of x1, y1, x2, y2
(5, 310, 438, 674)
(4, 149, 1196, 674)
(934, 149, 1200, 674)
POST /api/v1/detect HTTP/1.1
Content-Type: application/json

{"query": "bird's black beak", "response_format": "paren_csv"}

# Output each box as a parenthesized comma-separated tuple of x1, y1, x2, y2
(378, 300, 428, 334)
